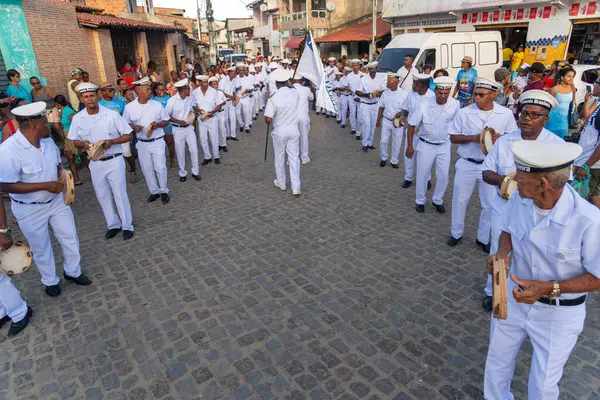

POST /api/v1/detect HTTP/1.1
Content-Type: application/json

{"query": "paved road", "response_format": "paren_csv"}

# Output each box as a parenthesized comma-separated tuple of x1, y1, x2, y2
(1, 113, 599, 400)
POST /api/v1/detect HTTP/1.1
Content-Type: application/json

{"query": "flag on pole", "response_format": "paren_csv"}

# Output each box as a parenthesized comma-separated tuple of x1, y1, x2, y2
(296, 31, 337, 114)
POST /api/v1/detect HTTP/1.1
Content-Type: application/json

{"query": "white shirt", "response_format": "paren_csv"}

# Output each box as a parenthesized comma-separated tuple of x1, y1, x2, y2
(265, 86, 299, 130)
(219, 75, 236, 96)
(165, 92, 193, 122)
(360, 74, 386, 104)
(235, 75, 255, 97)
(338, 75, 350, 95)
(68, 105, 132, 157)
(191, 87, 219, 114)
(397, 65, 418, 91)
(294, 83, 314, 121)
(0, 131, 61, 204)
(502, 185, 600, 299)
(265, 73, 278, 98)
(122, 99, 168, 140)
(324, 65, 337, 83)
(347, 72, 363, 98)
(379, 87, 409, 120)
(449, 102, 518, 160)
(407, 96, 460, 143)
(574, 112, 600, 168)
(404, 90, 435, 115)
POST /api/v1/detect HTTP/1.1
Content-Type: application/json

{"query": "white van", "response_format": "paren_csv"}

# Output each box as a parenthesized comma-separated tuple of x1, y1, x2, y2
(377, 31, 502, 82)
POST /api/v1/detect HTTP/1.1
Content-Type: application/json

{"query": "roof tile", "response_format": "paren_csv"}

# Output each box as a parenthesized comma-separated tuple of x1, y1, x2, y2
(315, 17, 391, 43)
(76, 12, 186, 33)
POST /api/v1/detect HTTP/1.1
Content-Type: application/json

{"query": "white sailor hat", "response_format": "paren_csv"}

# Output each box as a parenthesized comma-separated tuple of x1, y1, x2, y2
(434, 76, 455, 89)
(75, 82, 99, 93)
(281, 58, 290, 64)
(196, 75, 209, 82)
(335, 71, 343, 76)
(365, 61, 378, 69)
(328, 56, 336, 62)
(519, 89, 559, 110)
(350, 58, 361, 64)
(11, 101, 47, 120)
(255, 63, 263, 68)
(293, 72, 304, 80)
(227, 66, 237, 72)
(208, 76, 219, 83)
(132, 77, 151, 86)
(387, 72, 400, 79)
(270, 69, 293, 82)
(519, 63, 530, 70)
(174, 78, 189, 88)
(511, 141, 582, 173)
(268, 62, 279, 71)
(237, 63, 248, 68)
(415, 73, 431, 81)
(344, 66, 352, 72)
(474, 77, 500, 92)
(249, 65, 256, 73)
(71, 68, 83, 75)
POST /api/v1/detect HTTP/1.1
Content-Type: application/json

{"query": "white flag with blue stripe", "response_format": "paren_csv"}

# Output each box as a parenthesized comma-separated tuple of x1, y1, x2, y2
(296, 31, 337, 114)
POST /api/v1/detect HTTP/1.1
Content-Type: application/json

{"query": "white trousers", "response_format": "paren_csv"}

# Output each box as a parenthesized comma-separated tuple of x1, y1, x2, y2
(340, 95, 350, 125)
(254, 90, 260, 116)
(11, 195, 81, 286)
(217, 111, 227, 147)
(416, 140, 451, 205)
(450, 157, 493, 242)
(360, 103, 378, 147)
(403, 128, 416, 181)
(237, 97, 252, 130)
(485, 193, 509, 296)
(173, 126, 199, 177)
(298, 118, 310, 161)
(137, 137, 169, 195)
(260, 87, 267, 109)
(89, 155, 134, 232)
(199, 118, 219, 160)
(0, 275, 28, 322)
(349, 99, 359, 132)
(379, 118, 403, 164)
(484, 281, 585, 400)
(272, 126, 301, 191)
(225, 102, 237, 138)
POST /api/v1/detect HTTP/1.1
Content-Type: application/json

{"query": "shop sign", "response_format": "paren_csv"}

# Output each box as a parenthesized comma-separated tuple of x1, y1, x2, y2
(570, 3, 580, 16)
(543, 6, 552, 18)
(529, 7, 537, 19)
(504, 9, 512, 21)
(587, 1, 597, 14)
(482, 11, 488, 22)
(492, 10, 500, 21)
(516, 8, 524, 19)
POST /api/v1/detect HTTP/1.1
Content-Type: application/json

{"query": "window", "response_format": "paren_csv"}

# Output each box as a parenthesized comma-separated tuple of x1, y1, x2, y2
(441, 44, 449, 69)
(415, 49, 436, 72)
(451, 42, 476, 68)
(479, 41, 499, 66)
(582, 68, 600, 84)
(376, 48, 419, 73)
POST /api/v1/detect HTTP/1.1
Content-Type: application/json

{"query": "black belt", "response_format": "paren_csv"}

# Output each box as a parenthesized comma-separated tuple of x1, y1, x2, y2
(98, 153, 122, 162)
(11, 197, 53, 205)
(138, 136, 164, 143)
(361, 101, 378, 105)
(419, 137, 445, 146)
(537, 295, 586, 306)
(463, 157, 484, 165)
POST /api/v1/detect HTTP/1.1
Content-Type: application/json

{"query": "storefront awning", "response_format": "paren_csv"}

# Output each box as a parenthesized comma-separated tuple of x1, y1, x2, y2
(314, 17, 391, 43)
(76, 12, 186, 33)
(285, 37, 305, 48)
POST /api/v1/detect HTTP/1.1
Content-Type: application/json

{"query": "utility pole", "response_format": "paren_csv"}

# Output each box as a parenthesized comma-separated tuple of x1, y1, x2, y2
(371, 0, 377, 61)
(206, 0, 217, 65)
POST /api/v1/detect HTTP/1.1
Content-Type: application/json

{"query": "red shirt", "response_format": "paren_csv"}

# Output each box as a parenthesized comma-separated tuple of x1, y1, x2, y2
(524, 79, 544, 92)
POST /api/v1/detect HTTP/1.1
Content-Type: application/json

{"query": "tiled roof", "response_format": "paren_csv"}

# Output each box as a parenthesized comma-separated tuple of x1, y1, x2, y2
(40, 0, 104, 13)
(186, 37, 209, 46)
(76, 12, 187, 32)
(315, 17, 391, 43)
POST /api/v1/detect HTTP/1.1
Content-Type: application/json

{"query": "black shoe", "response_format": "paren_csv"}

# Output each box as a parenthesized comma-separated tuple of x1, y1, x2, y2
(0, 315, 10, 329)
(427, 180, 432, 190)
(380, 160, 386, 167)
(351, 130, 356, 135)
(401, 180, 412, 188)
(222, 147, 228, 153)
(316, 112, 320, 115)
(214, 158, 221, 165)
(105, 228, 121, 239)
(239, 127, 243, 133)
(201, 159, 212, 166)
(147, 194, 160, 203)
(482, 296, 493, 312)
(433, 203, 446, 213)
(63, 273, 92, 286)
(390, 163, 399, 169)
(325, 114, 330, 118)
(253, 116, 257, 120)
(476, 239, 491, 253)
(45, 285, 61, 297)
(355, 136, 361, 141)
(341, 125, 345, 128)
(226, 137, 231, 141)
(368, 145, 376, 150)
(415, 204, 425, 213)
(161, 193, 170, 204)
(180, 176, 187, 182)
(447, 236, 462, 246)
(218, 146, 224, 151)
(245, 129, 251, 134)
(192, 174, 201, 181)
(363, 146, 368, 152)
(123, 230, 134, 240)
(230, 137, 239, 141)
(8, 306, 32, 337)
(249, 124, 252, 129)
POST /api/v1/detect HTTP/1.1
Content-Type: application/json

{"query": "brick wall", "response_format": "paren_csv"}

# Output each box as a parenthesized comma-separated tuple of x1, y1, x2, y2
(92, 29, 118, 84)
(86, 0, 127, 16)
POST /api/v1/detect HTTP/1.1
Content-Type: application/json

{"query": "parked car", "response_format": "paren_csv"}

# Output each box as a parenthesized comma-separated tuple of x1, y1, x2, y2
(218, 49, 235, 61)
(573, 64, 600, 111)
(223, 54, 248, 65)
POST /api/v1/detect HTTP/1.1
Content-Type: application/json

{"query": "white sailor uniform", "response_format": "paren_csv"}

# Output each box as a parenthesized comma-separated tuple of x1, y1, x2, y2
(403, 89, 435, 183)
(219, 75, 237, 138)
(359, 74, 386, 147)
(338, 73, 351, 126)
(0, 274, 28, 324)
(379, 86, 409, 165)
(192, 86, 221, 161)
(347, 71, 363, 134)
(166, 92, 200, 178)
(294, 82, 314, 163)
(235, 75, 255, 131)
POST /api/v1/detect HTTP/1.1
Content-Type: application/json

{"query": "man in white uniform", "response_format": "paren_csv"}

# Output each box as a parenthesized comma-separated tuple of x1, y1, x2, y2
(406, 76, 460, 213)
(192, 75, 223, 165)
(0, 102, 91, 297)
(322, 57, 338, 117)
(265, 69, 301, 195)
(69, 83, 135, 240)
(481, 90, 563, 310)
(256, 64, 266, 111)
(333, 71, 343, 123)
(397, 54, 418, 92)
(484, 140, 600, 400)
(266, 62, 279, 99)
(281, 59, 291, 71)
(447, 77, 517, 249)
(235, 65, 255, 134)
(123, 77, 171, 204)
(220, 67, 238, 141)
(248, 65, 258, 120)
(293, 72, 314, 165)
(376, 72, 408, 169)
(165, 78, 200, 182)
(338, 66, 353, 128)
(356, 61, 385, 152)
(209, 76, 228, 153)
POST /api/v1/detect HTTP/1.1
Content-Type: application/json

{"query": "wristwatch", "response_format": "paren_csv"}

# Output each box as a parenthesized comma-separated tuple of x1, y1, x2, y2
(0, 228, 12, 236)
(548, 280, 561, 299)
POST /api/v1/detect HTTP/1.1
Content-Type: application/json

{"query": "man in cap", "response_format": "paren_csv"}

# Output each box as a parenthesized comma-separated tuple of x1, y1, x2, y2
(220, 66, 239, 141)
(123, 77, 171, 204)
(290, 59, 298, 71)
(453, 56, 478, 108)
(192, 75, 223, 165)
(376, 72, 409, 168)
(265, 69, 302, 195)
(356, 61, 386, 152)
(523, 62, 546, 92)
(347, 59, 363, 136)
(281, 59, 291, 71)
(406, 76, 460, 213)
(209, 76, 229, 153)
(337, 67, 353, 128)
(481, 90, 564, 311)
(166, 78, 201, 182)
(234, 64, 255, 133)
(321, 56, 338, 117)
(484, 140, 600, 400)
(67, 68, 84, 112)
(332, 71, 344, 123)
(265, 62, 280, 100)
(256, 63, 266, 111)
(447, 76, 517, 250)
(69, 82, 136, 240)
(493, 67, 512, 107)
(0, 102, 92, 296)
(294, 72, 314, 165)
(396, 55, 417, 92)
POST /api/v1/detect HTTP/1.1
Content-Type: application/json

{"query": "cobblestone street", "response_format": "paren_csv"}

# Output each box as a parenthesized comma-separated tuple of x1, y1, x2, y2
(1, 113, 599, 400)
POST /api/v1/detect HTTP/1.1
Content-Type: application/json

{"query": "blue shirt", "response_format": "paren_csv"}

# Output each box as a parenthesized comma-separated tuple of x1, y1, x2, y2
(61, 106, 77, 131)
(152, 95, 170, 108)
(456, 68, 478, 101)
(6, 84, 32, 103)
(98, 98, 125, 115)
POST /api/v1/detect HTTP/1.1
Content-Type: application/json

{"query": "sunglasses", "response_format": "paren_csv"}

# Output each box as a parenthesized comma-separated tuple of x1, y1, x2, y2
(473, 92, 491, 98)
(520, 110, 548, 120)
(102, 88, 115, 92)
(31, 81, 41, 85)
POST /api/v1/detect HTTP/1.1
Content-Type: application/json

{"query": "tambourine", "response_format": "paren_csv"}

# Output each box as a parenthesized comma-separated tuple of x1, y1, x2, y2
(62, 169, 75, 206)
(88, 140, 107, 161)
(233, 96, 240, 106)
(393, 116, 403, 129)
(480, 127, 497, 155)
(0, 242, 32, 276)
(186, 112, 196, 124)
(500, 172, 517, 200)
(371, 89, 383, 98)
(198, 110, 212, 121)
(492, 257, 508, 320)
(145, 123, 156, 138)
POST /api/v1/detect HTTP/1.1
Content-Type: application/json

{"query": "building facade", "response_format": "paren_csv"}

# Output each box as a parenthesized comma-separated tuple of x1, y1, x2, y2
(247, 0, 283, 58)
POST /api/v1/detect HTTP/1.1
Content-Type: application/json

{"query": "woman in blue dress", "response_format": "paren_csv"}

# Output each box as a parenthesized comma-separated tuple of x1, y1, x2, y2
(152, 82, 176, 168)
(545, 66, 576, 139)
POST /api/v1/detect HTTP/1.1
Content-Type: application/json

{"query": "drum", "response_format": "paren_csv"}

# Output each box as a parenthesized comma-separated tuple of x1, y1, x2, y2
(480, 127, 497, 155)
(88, 140, 107, 161)
(62, 169, 75, 205)
(500, 172, 518, 200)
(186, 112, 196, 124)
(492, 257, 508, 320)
(0, 242, 32, 276)
(392, 117, 403, 129)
